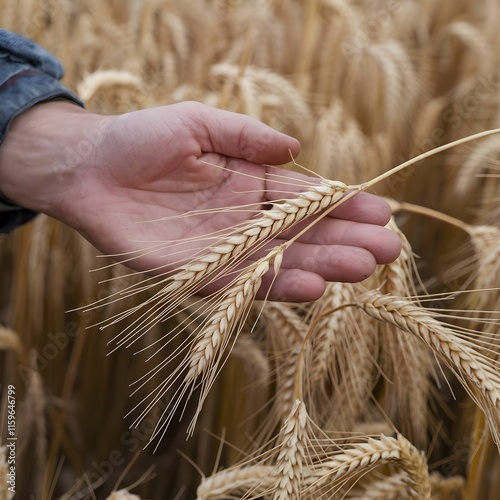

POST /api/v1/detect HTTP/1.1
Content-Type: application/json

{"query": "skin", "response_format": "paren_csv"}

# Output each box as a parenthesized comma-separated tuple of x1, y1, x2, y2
(0, 100, 401, 301)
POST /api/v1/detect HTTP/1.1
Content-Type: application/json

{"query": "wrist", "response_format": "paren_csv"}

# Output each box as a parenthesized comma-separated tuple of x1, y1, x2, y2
(0, 100, 109, 222)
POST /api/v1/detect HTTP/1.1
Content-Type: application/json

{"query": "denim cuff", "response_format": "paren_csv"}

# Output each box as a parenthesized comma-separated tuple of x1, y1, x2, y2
(0, 29, 84, 234)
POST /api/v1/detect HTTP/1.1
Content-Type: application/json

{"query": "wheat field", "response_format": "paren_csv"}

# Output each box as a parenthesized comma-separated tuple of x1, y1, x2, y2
(1, 0, 500, 498)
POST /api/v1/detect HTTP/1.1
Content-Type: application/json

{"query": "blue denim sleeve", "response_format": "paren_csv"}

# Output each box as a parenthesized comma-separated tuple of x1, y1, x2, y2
(0, 29, 84, 234)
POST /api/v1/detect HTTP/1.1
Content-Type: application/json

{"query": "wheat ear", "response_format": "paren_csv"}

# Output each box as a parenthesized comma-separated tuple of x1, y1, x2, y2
(271, 399, 308, 500)
(345, 472, 410, 499)
(184, 250, 279, 383)
(356, 290, 500, 447)
(140, 246, 283, 442)
(197, 464, 326, 500)
(308, 281, 360, 387)
(158, 178, 347, 289)
(197, 465, 274, 500)
(309, 434, 431, 499)
(303, 282, 379, 429)
(93, 179, 349, 346)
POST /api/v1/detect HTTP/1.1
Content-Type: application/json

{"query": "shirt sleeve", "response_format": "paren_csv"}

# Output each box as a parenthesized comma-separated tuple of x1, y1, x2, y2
(0, 29, 84, 234)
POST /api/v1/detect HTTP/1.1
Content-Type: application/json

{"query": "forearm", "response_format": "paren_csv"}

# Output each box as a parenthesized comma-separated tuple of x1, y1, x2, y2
(0, 101, 106, 221)
(0, 28, 85, 233)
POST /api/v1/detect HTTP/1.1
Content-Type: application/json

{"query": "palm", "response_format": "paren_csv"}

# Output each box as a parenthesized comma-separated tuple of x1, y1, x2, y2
(71, 104, 275, 270)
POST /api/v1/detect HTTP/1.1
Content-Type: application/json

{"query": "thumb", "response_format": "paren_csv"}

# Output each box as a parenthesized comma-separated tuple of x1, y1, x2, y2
(181, 101, 301, 164)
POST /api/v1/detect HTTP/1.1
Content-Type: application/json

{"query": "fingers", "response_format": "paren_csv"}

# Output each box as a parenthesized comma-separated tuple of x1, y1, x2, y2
(254, 235, 396, 302)
(280, 220, 402, 265)
(249, 219, 401, 301)
(279, 243, 377, 280)
(324, 191, 393, 226)
(257, 269, 326, 302)
(183, 101, 301, 164)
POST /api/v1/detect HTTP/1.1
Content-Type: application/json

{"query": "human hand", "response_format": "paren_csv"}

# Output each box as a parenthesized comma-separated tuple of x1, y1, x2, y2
(0, 100, 401, 301)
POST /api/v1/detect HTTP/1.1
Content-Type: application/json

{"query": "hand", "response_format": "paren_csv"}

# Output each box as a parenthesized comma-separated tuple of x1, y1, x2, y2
(0, 100, 401, 301)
